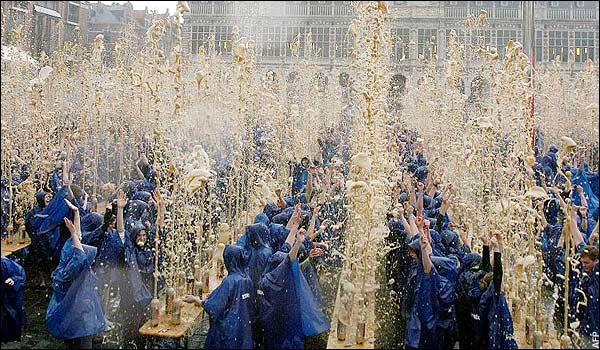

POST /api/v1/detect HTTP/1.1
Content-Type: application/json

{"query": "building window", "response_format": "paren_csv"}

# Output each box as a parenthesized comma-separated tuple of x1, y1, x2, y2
(576, 1, 585, 7)
(418, 29, 437, 60)
(287, 26, 306, 57)
(308, 27, 329, 58)
(449, 1, 458, 6)
(392, 28, 409, 61)
(548, 30, 569, 62)
(68, 2, 80, 23)
(14, 1, 28, 9)
(261, 26, 283, 57)
(496, 29, 517, 59)
(191, 25, 212, 55)
(535, 31, 543, 62)
(334, 27, 351, 58)
(500, 1, 509, 6)
(445, 28, 465, 52)
(475, 1, 484, 6)
(44, 1, 57, 10)
(215, 25, 232, 55)
(574, 31, 595, 62)
(550, 1, 559, 7)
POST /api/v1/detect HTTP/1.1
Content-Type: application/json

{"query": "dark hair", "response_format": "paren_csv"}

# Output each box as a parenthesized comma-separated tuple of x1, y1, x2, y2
(581, 245, 599, 261)
(71, 184, 83, 201)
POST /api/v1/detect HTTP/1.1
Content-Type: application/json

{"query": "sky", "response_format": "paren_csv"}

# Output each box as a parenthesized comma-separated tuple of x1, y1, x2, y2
(101, 1, 178, 15)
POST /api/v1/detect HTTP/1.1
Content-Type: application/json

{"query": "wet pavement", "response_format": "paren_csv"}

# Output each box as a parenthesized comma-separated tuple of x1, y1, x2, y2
(2, 274, 209, 349)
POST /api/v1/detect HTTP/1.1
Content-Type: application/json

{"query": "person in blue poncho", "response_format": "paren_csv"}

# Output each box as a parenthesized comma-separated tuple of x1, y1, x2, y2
(1, 256, 26, 343)
(30, 169, 86, 263)
(238, 222, 273, 349)
(455, 240, 492, 349)
(24, 191, 52, 287)
(575, 245, 599, 349)
(292, 157, 310, 195)
(183, 244, 254, 349)
(478, 233, 517, 350)
(406, 216, 457, 350)
(91, 190, 152, 348)
(257, 205, 330, 349)
(46, 198, 105, 349)
(129, 221, 155, 291)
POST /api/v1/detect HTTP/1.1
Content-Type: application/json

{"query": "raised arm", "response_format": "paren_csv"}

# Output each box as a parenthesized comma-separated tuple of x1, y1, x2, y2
(307, 206, 320, 241)
(420, 226, 433, 274)
(570, 205, 585, 249)
(435, 197, 450, 233)
(116, 190, 128, 234)
(416, 182, 425, 217)
(289, 228, 306, 261)
(64, 199, 83, 251)
(490, 232, 503, 292)
(407, 210, 418, 240)
(275, 188, 286, 209)
(285, 205, 302, 246)
(305, 168, 314, 201)
(397, 205, 411, 237)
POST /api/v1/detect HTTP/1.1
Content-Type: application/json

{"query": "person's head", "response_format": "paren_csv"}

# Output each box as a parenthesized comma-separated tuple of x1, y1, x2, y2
(129, 221, 147, 247)
(580, 245, 599, 273)
(35, 191, 51, 208)
(245, 223, 269, 248)
(223, 244, 248, 275)
(408, 238, 420, 261)
(301, 157, 310, 167)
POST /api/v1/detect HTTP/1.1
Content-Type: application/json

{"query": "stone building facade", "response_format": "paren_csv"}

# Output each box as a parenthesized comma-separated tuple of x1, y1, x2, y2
(182, 1, 599, 94)
(1, 1, 90, 54)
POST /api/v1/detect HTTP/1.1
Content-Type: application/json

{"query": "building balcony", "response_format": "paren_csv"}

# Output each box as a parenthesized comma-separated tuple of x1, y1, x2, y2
(547, 8, 570, 20)
(573, 8, 597, 21)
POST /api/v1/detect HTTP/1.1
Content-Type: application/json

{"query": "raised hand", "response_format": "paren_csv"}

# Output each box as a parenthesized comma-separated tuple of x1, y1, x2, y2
(309, 248, 324, 259)
(416, 182, 425, 192)
(416, 216, 424, 230)
(64, 217, 77, 236)
(116, 190, 128, 208)
(65, 198, 79, 212)
(296, 227, 307, 243)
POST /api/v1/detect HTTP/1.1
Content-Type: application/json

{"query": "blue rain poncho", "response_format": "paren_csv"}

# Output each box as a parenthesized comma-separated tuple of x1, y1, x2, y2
(455, 253, 488, 349)
(478, 281, 518, 349)
(81, 212, 103, 234)
(129, 222, 154, 286)
(30, 187, 72, 259)
(25, 192, 51, 264)
(242, 223, 273, 290)
(131, 191, 152, 203)
(94, 228, 152, 308)
(576, 263, 599, 339)
(406, 252, 457, 349)
(203, 245, 254, 349)
(571, 165, 599, 215)
(263, 203, 282, 221)
(1, 257, 26, 342)
(46, 240, 106, 339)
(292, 164, 309, 195)
(258, 252, 330, 349)
(299, 253, 325, 310)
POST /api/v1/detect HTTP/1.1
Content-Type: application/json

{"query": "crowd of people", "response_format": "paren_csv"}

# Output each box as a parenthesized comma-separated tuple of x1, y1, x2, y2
(1, 121, 599, 350)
